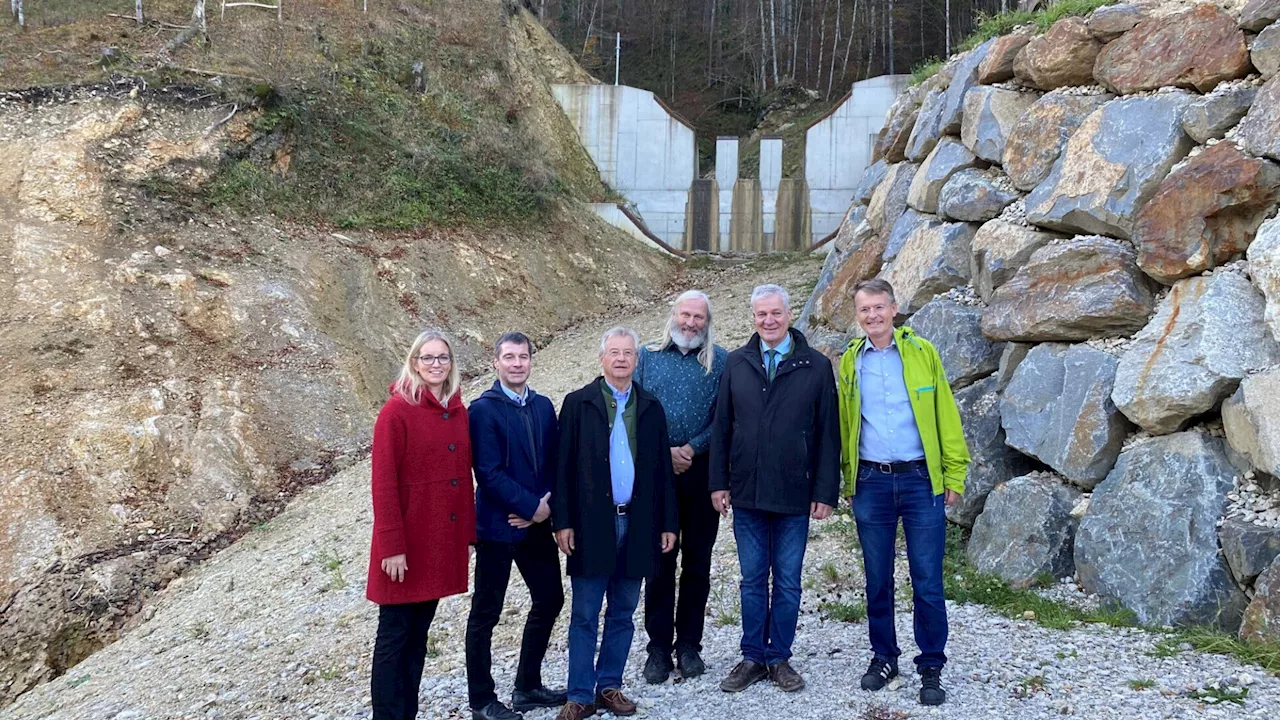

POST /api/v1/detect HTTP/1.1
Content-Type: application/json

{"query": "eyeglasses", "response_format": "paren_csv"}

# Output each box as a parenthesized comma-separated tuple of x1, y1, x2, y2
(416, 354, 452, 366)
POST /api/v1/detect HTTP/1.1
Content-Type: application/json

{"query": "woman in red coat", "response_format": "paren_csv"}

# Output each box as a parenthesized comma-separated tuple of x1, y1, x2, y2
(367, 329, 476, 720)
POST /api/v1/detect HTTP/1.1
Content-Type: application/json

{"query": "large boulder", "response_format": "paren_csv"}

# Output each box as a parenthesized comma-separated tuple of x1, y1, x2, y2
(970, 219, 1057, 301)
(1013, 17, 1102, 90)
(907, 137, 979, 214)
(1025, 92, 1195, 240)
(996, 342, 1032, 392)
(1220, 517, 1280, 588)
(852, 160, 890, 206)
(796, 243, 842, 335)
(909, 297, 1000, 390)
(878, 221, 977, 315)
(1112, 271, 1280, 435)
(1133, 143, 1280, 285)
(938, 169, 1021, 223)
(982, 237, 1155, 342)
(873, 87, 924, 163)
(1242, 556, 1280, 642)
(1234, 74, 1280, 162)
(1247, 216, 1280, 341)
(968, 474, 1081, 588)
(947, 376, 1040, 528)
(1255, 21, 1280, 81)
(978, 33, 1032, 84)
(1222, 368, 1280, 478)
(1088, 3, 1149, 42)
(1076, 432, 1248, 631)
(1094, 5, 1252, 94)
(1241, 0, 1280, 32)
(884, 209, 942, 264)
(1000, 343, 1132, 488)
(813, 219, 886, 332)
(1003, 91, 1113, 192)
(1181, 83, 1259, 143)
(904, 88, 948, 163)
(940, 40, 994, 135)
(867, 162, 918, 234)
(961, 87, 1041, 164)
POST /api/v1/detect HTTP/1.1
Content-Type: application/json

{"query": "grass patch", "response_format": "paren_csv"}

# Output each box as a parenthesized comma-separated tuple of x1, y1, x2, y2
(1127, 678, 1156, 690)
(961, 0, 1119, 51)
(1153, 627, 1280, 674)
(820, 600, 867, 623)
(1189, 684, 1249, 706)
(908, 57, 944, 87)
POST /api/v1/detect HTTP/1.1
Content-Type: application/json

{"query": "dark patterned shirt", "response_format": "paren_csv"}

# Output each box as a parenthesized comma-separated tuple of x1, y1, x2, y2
(635, 342, 728, 454)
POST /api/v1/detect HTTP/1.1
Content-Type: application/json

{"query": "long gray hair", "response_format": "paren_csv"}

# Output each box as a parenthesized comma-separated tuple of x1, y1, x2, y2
(647, 290, 717, 374)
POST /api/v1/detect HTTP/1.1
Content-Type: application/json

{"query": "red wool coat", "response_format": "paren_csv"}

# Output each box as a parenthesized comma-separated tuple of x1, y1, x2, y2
(366, 387, 476, 605)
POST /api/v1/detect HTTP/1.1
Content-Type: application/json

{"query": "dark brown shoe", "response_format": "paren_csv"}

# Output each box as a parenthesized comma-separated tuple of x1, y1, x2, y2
(594, 688, 636, 716)
(554, 701, 596, 720)
(769, 660, 806, 692)
(719, 660, 769, 692)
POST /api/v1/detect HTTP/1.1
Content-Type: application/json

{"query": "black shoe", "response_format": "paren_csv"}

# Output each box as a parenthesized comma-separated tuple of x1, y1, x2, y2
(511, 687, 567, 712)
(473, 700, 523, 720)
(676, 646, 706, 678)
(860, 657, 899, 691)
(719, 659, 769, 692)
(643, 649, 674, 684)
(919, 666, 946, 706)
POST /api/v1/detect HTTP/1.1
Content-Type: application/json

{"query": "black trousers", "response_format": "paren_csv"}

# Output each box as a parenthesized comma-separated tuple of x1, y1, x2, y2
(644, 454, 721, 655)
(372, 600, 438, 720)
(465, 528, 565, 710)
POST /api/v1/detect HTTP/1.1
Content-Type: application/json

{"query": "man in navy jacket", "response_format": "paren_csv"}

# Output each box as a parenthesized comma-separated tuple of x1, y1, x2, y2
(465, 332, 566, 720)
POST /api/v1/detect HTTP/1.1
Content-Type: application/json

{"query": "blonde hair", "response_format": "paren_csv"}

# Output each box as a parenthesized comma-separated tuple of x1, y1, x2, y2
(648, 290, 717, 374)
(393, 329, 462, 405)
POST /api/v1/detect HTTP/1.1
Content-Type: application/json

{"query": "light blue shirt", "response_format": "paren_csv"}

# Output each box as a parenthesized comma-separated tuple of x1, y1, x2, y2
(856, 339, 926, 463)
(609, 385, 635, 505)
(500, 382, 528, 406)
(760, 333, 793, 377)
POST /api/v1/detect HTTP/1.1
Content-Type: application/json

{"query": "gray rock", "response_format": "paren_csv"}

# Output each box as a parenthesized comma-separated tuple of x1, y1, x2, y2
(1088, 3, 1148, 42)
(1076, 432, 1248, 631)
(873, 87, 924, 164)
(909, 298, 1001, 390)
(1181, 85, 1259, 143)
(907, 137, 979, 214)
(1113, 272, 1280, 435)
(833, 205, 869, 255)
(1249, 217, 1280, 342)
(947, 376, 1041, 528)
(940, 40, 994, 135)
(1004, 92, 1113, 192)
(1025, 92, 1196, 240)
(867, 162, 918, 235)
(853, 159, 890, 206)
(969, 474, 1081, 589)
(1255, 21, 1280, 80)
(1236, 74, 1280, 162)
(996, 342, 1032, 393)
(970, 219, 1057, 301)
(1000, 343, 1133, 488)
(961, 86, 1041, 164)
(1220, 518, 1280, 588)
(905, 88, 949, 163)
(884, 209, 942, 265)
(938, 169, 1020, 223)
(879, 221, 978, 315)
(1222, 367, 1280, 478)
(1241, 0, 1280, 32)
(796, 244, 841, 335)
(1242, 555, 1280, 641)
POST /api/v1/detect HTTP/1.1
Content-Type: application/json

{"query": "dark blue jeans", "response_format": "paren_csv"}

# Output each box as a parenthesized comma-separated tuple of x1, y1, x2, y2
(567, 515, 643, 704)
(853, 463, 948, 669)
(733, 507, 810, 666)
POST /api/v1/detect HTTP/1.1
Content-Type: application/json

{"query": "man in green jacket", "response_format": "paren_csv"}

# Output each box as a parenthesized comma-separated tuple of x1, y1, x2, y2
(836, 278, 970, 707)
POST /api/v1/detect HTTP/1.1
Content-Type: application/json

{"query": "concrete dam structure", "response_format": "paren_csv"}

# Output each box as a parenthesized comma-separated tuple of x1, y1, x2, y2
(551, 75, 908, 253)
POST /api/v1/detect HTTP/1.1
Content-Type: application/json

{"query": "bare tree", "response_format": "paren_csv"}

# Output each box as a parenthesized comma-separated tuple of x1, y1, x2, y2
(163, 0, 208, 55)
(13, 0, 23, 27)
(137, 0, 144, 24)
(758, 0, 768, 89)
(945, 0, 952, 56)
(768, 0, 780, 88)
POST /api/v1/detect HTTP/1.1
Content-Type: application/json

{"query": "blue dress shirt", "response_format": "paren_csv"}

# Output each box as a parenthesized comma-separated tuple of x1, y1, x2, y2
(760, 333, 793, 379)
(609, 385, 635, 505)
(500, 382, 528, 406)
(856, 338, 926, 463)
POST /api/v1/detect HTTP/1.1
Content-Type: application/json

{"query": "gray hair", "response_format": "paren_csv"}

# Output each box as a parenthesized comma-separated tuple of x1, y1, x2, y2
(750, 284, 791, 311)
(648, 290, 717, 374)
(852, 278, 897, 304)
(599, 326, 640, 356)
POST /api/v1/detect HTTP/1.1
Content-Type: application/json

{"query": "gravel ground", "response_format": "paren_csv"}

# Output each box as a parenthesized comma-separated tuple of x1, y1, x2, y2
(5, 256, 1279, 720)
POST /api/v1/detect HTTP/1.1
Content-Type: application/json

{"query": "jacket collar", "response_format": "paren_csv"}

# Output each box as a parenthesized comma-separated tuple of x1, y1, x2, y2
(847, 325, 922, 355)
(741, 328, 812, 368)
(586, 376, 656, 419)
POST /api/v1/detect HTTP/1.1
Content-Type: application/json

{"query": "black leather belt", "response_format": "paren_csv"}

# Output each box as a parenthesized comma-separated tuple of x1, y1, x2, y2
(615, 504, 630, 515)
(859, 459, 927, 474)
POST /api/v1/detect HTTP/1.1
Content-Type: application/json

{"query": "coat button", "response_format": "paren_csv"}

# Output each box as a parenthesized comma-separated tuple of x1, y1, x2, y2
(448, 443, 456, 451)
(450, 479, 458, 486)
(442, 412, 450, 420)
(450, 513, 457, 521)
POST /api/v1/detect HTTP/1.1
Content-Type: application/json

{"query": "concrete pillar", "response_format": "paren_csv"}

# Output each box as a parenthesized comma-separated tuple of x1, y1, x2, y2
(715, 137, 739, 252)
(760, 136, 782, 252)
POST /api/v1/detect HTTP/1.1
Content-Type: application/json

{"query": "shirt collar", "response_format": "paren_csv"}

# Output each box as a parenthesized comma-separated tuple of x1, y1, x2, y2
(499, 382, 528, 405)
(602, 378, 632, 401)
(858, 335, 898, 357)
(760, 332, 793, 356)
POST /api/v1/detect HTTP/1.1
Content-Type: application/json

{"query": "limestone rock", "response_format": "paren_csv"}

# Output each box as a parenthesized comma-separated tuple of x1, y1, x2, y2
(969, 475, 1081, 588)
(970, 219, 1057, 301)
(996, 342, 1032, 392)
(1241, 0, 1280, 32)
(961, 86, 1041, 164)
(1247, 216, 1280, 341)
(977, 33, 1032, 84)
(909, 298, 1001, 390)
(938, 169, 1020, 223)
(796, 245, 841, 335)
(940, 40, 994, 135)
(1235, 74, 1280, 162)
(1182, 85, 1258, 143)
(1134, 142, 1280, 284)
(813, 219, 886, 332)
(878, 221, 977, 315)
(867, 162, 918, 234)
(905, 88, 949, 163)
(1255, 21, 1280, 81)
(884, 209, 942, 264)
(874, 87, 924, 163)
(1013, 17, 1102, 90)
(804, 324, 853, 368)
(1088, 3, 1148, 42)
(1242, 556, 1280, 641)
(852, 160, 890, 206)
(947, 376, 1040, 528)
(982, 237, 1155, 342)
(907, 137, 979, 214)
(833, 205, 869, 254)
(1025, 92, 1195, 240)
(1220, 517, 1280, 588)
(1223, 368, 1280, 478)
(1004, 92, 1113, 192)
(1094, 5, 1251, 94)
(1000, 343, 1132, 487)
(1076, 432, 1248, 631)
(1112, 272, 1280, 435)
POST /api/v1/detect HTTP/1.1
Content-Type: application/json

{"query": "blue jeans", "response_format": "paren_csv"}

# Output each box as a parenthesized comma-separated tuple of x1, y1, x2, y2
(567, 515, 643, 704)
(733, 507, 810, 666)
(853, 463, 948, 669)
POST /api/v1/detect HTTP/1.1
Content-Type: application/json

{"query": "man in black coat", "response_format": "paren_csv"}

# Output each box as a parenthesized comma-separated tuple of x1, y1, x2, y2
(552, 327, 678, 720)
(709, 284, 841, 695)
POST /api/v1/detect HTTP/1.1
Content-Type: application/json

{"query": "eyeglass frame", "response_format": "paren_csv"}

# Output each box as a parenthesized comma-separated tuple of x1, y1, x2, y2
(415, 354, 453, 366)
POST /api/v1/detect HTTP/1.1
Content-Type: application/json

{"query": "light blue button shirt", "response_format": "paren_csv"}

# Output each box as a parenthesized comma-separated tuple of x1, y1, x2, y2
(760, 333, 793, 377)
(856, 339, 926, 463)
(609, 386, 635, 505)
(500, 382, 528, 406)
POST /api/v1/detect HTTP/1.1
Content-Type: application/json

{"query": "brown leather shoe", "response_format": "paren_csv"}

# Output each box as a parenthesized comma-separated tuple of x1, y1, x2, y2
(719, 660, 769, 692)
(554, 701, 596, 720)
(768, 660, 806, 692)
(594, 688, 636, 716)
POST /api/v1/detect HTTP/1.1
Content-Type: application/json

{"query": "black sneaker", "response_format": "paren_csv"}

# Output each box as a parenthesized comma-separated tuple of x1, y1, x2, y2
(919, 666, 946, 706)
(643, 649, 674, 684)
(860, 657, 899, 691)
(676, 646, 706, 678)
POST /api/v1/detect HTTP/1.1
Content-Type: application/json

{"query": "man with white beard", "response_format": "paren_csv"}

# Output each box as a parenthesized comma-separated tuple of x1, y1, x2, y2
(635, 290, 729, 683)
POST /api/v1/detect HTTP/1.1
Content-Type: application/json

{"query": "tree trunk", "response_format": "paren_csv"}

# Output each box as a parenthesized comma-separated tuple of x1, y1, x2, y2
(841, 0, 858, 83)
(945, 0, 952, 57)
(768, 0, 780, 88)
(707, 0, 716, 82)
(136, 0, 144, 24)
(827, 0, 840, 99)
(758, 0, 768, 90)
(816, 0, 826, 92)
(886, 0, 894, 74)
(162, 0, 207, 54)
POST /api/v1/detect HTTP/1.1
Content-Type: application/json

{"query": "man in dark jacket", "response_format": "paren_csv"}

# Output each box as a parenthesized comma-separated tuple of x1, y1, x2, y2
(552, 327, 678, 720)
(465, 332, 566, 720)
(709, 284, 841, 695)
